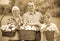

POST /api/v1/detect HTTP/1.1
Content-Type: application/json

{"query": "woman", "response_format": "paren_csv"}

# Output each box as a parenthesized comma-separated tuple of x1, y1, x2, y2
(40, 15, 60, 41)
(8, 5, 22, 41)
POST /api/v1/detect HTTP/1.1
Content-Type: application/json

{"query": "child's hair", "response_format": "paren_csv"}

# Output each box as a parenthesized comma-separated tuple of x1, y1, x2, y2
(42, 14, 51, 23)
(43, 13, 51, 20)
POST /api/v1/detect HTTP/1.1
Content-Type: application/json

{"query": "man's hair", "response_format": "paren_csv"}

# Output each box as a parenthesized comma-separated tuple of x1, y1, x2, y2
(28, 1, 34, 6)
(29, 1, 33, 2)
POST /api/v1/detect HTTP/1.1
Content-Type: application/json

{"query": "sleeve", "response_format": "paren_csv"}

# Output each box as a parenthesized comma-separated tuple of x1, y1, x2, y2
(40, 24, 46, 32)
(22, 14, 28, 24)
(18, 16, 22, 26)
(39, 13, 43, 23)
(53, 24, 59, 34)
(53, 23, 60, 39)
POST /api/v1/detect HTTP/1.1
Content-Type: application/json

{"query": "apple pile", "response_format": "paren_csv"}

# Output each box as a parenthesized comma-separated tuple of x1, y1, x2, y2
(1, 24, 16, 32)
(20, 25, 36, 30)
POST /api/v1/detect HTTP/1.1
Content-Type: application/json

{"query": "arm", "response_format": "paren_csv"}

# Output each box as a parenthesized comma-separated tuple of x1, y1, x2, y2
(22, 14, 28, 24)
(27, 22, 41, 27)
(40, 24, 49, 32)
(53, 24, 60, 38)
(54, 24, 60, 34)
(19, 16, 23, 26)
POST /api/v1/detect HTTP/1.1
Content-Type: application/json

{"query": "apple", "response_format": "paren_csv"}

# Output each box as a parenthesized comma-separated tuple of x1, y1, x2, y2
(32, 26, 36, 30)
(20, 26, 25, 30)
(12, 28, 15, 31)
(8, 29, 11, 31)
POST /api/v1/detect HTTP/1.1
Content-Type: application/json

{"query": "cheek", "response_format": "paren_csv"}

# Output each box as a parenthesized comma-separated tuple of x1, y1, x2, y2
(44, 20, 47, 23)
(28, 6, 33, 9)
(13, 13, 16, 16)
(16, 14, 20, 16)
(13, 13, 15, 16)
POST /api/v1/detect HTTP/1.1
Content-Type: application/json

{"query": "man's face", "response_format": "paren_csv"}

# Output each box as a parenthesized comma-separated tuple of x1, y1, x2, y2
(28, 2, 35, 12)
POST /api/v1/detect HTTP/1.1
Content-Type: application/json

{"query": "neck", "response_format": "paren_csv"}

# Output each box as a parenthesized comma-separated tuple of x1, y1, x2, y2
(45, 22, 51, 25)
(29, 11, 35, 15)
(13, 16, 19, 18)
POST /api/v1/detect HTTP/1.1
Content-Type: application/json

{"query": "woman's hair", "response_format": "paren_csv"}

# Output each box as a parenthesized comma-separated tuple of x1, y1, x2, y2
(12, 6, 20, 14)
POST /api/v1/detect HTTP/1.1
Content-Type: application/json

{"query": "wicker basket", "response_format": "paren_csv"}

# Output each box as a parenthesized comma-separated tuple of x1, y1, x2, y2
(2, 31, 16, 37)
(44, 31, 55, 41)
(19, 30, 36, 40)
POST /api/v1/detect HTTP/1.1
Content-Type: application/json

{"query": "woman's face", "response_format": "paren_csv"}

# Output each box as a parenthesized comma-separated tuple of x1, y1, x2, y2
(12, 9, 20, 17)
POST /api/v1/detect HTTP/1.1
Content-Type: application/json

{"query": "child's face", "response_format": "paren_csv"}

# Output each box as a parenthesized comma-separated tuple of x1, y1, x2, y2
(43, 15, 51, 24)
(44, 18, 50, 24)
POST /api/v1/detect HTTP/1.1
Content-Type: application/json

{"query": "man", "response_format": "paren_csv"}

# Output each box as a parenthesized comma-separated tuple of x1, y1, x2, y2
(23, 1, 43, 41)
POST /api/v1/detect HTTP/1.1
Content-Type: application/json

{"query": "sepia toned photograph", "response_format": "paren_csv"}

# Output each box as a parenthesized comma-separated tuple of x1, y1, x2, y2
(0, 0, 60, 41)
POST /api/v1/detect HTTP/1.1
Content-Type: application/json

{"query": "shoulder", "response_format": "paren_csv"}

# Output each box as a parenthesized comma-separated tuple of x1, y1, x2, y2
(23, 12, 29, 16)
(35, 11, 42, 15)
(51, 23, 57, 27)
(35, 11, 43, 17)
(51, 23, 56, 26)
(7, 16, 13, 19)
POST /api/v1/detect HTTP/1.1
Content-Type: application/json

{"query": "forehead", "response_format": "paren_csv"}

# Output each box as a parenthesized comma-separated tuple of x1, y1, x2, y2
(12, 9, 20, 14)
(13, 9, 19, 12)
(28, 2, 34, 6)
(13, 8, 19, 11)
(12, 6, 20, 12)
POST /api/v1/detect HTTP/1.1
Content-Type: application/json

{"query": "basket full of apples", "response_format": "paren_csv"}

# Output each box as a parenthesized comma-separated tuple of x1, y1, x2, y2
(20, 25, 36, 40)
(1, 24, 16, 37)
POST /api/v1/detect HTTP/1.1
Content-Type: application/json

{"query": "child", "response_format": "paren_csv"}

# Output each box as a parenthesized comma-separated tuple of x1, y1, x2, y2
(40, 15, 60, 41)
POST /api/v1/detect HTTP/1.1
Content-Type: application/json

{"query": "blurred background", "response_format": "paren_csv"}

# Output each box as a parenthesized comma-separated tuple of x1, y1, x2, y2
(0, 0, 60, 41)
